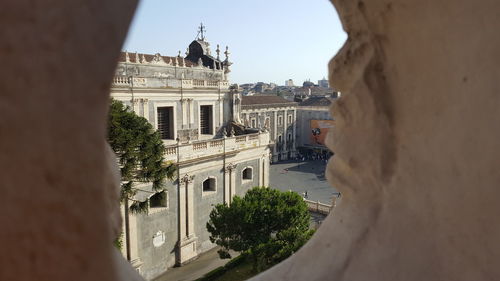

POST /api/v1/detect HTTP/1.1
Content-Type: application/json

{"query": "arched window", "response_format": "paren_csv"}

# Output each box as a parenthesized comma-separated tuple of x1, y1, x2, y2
(202, 177, 216, 192)
(242, 167, 253, 180)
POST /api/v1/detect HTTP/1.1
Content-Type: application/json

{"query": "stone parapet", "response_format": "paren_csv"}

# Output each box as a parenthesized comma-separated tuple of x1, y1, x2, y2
(163, 132, 270, 163)
(112, 76, 229, 90)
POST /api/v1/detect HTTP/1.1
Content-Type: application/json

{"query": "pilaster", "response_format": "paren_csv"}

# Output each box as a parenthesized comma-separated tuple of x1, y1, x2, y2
(283, 110, 288, 160)
(142, 98, 149, 121)
(218, 97, 224, 125)
(188, 99, 194, 126)
(181, 98, 188, 128)
(224, 163, 237, 204)
(132, 98, 140, 114)
(177, 174, 197, 265)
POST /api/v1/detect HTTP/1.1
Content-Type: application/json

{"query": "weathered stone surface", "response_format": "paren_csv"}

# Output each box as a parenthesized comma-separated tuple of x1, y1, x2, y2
(0, 1, 142, 280)
(3, 0, 500, 280)
(254, 0, 500, 280)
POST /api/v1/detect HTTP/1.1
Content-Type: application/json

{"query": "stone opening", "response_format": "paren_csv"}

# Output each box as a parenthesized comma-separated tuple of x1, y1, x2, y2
(15, 0, 500, 281)
(242, 167, 253, 180)
(202, 177, 216, 192)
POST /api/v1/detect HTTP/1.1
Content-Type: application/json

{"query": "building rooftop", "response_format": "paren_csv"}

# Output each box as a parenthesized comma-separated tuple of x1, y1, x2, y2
(298, 96, 334, 107)
(242, 95, 297, 106)
(118, 52, 198, 67)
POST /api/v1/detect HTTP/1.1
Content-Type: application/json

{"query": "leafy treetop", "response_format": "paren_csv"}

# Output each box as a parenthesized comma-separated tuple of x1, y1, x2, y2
(207, 187, 314, 271)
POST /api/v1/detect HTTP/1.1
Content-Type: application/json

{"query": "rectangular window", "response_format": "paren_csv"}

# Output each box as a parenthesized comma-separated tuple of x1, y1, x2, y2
(288, 115, 292, 124)
(278, 116, 283, 126)
(200, 105, 213, 134)
(150, 191, 168, 208)
(157, 107, 174, 139)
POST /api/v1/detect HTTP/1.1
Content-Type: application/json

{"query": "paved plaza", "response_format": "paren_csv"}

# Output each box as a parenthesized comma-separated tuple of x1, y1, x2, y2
(269, 159, 338, 205)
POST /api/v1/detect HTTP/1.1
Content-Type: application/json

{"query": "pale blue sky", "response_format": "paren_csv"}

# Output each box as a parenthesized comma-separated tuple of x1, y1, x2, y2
(123, 0, 346, 85)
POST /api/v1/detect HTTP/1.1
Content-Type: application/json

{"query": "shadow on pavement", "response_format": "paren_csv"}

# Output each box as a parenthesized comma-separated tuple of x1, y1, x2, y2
(274, 160, 328, 181)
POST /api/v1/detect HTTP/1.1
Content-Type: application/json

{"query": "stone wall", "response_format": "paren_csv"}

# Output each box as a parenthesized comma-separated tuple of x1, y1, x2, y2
(134, 181, 178, 280)
(255, 0, 500, 280)
(4, 1, 500, 281)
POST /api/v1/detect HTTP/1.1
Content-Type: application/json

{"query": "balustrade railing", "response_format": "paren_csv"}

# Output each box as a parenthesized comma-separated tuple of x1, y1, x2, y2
(162, 132, 270, 163)
(112, 76, 229, 89)
(193, 80, 205, 87)
(165, 147, 176, 155)
(303, 199, 333, 215)
(113, 76, 129, 85)
(192, 142, 208, 150)
(209, 140, 224, 147)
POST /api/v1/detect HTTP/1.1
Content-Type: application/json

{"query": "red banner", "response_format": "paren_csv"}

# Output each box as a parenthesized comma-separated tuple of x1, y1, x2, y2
(310, 120, 335, 146)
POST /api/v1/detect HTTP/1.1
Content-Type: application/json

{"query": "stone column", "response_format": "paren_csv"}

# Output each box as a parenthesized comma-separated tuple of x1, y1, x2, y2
(181, 98, 187, 128)
(259, 157, 264, 186)
(218, 97, 224, 126)
(224, 167, 230, 205)
(230, 167, 237, 200)
(224, 163, 237, 204)
(127, 212, 143, 271)
(177, 174, 197, 265)
(132, 98, 140, 115)
(188, 99, 194, 127)
(291, 108, 297, 158)
(264, 155, 270, 186)
(142, 98, 149, 121)
(273, 110, 278, 162)
(186, 177, 195, 238)
(283, 109, 288, 160)
(121, 202, 142, 271)
(178, 175, 187, 240)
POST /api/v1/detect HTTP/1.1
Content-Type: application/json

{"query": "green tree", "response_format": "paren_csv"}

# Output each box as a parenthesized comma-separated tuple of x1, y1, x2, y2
(107, 99, 176, 214)
(206, 187, 314, 271)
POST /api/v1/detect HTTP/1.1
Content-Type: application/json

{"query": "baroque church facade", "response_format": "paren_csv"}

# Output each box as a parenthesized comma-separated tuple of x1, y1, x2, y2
(110, 35, 271, 280)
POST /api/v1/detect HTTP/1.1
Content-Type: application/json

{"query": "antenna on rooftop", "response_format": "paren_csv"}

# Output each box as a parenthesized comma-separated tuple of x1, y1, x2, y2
(196, 22, 206, 41)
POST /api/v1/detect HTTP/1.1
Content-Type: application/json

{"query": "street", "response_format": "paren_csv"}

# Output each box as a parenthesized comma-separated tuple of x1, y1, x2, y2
(269, 159, 338, 205)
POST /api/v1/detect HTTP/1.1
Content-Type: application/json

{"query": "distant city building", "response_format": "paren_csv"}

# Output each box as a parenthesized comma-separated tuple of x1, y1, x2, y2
(241, 95, 298, 162)
(296, 96, 335, 155)
(318, 77, 329, 88)
(303, 80, 315, 87)
(285, 79, 294, 87)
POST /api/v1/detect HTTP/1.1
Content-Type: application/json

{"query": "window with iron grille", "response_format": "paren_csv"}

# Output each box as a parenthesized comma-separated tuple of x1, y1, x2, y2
(200, 105, 213, 134)
(157, 107, 173, 139)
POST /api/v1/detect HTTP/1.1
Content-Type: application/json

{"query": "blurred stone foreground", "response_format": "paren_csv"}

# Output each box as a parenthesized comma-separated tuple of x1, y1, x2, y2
(1, 1, 500, 281)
